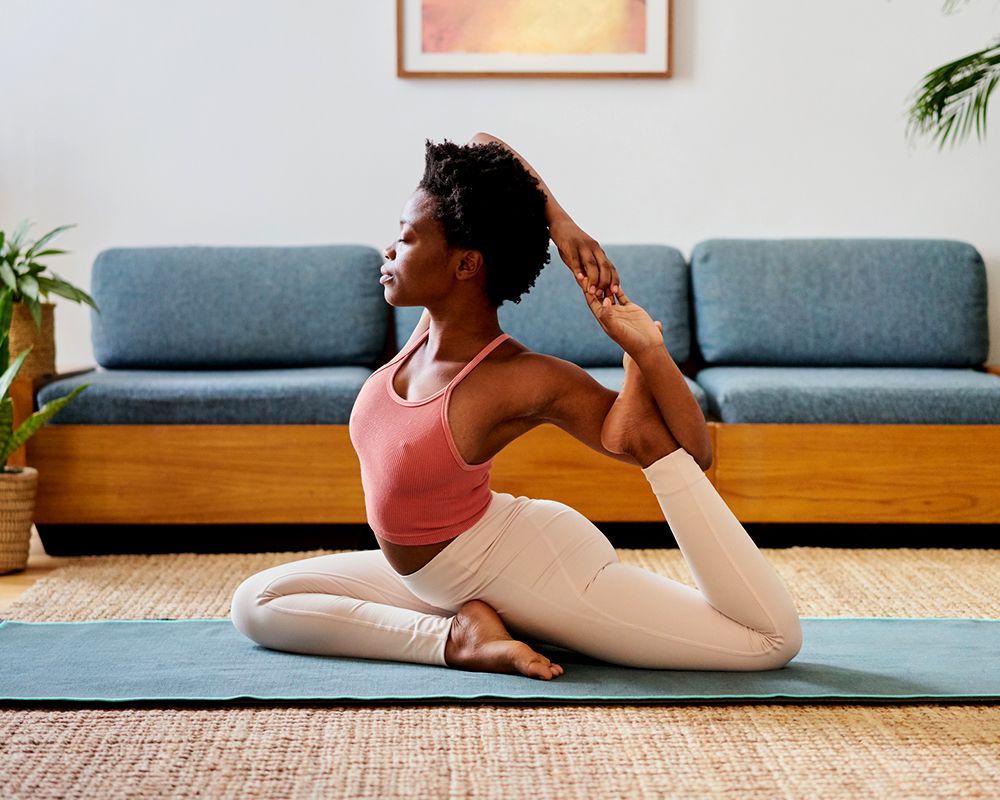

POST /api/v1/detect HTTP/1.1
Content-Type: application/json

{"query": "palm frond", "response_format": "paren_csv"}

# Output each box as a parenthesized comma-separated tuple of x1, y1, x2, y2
(942, 0, 973, 15)
(906, 37, 1000, 150)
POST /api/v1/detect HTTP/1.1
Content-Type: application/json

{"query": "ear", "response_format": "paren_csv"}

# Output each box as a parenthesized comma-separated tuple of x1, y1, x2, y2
(454, 249, 485, 280)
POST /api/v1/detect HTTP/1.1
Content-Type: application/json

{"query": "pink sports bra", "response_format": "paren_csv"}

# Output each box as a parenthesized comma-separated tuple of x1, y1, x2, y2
(348, 328, 512, 546)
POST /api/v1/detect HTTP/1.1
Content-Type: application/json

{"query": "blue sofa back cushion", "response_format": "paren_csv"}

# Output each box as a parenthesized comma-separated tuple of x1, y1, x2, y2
(90, 245, 387, 369)
(395, 244, 690, 366)
(690, 239, 989, 367)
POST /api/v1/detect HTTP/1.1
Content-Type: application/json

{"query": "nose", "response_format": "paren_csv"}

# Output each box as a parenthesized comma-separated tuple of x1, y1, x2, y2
(383, 241, 396, 261)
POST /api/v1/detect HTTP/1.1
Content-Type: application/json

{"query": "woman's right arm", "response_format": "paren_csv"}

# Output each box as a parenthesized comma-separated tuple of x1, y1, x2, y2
(466, 131, 621, 302)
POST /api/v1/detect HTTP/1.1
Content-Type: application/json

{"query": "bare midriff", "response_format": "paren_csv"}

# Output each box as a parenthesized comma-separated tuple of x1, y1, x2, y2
(375, 532, 461, 576)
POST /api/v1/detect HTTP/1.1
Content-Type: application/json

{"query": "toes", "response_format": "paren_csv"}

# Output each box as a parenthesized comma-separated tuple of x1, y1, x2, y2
(525, 653, 564, 680)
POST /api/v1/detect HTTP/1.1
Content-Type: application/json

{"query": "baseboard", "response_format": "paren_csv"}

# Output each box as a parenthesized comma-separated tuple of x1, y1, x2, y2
(35, 522, 1000, 557)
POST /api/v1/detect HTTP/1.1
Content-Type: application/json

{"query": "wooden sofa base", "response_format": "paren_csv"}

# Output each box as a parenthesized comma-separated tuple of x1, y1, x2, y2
(24, 421, 1000, 525)
(712, 423, 1000, 523)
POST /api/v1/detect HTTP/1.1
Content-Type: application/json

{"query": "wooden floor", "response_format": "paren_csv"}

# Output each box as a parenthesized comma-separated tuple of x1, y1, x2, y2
(0, 526, 72, 614)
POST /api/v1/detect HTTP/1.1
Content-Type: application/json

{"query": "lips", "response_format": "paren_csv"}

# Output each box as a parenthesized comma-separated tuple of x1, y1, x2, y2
(379, 271, 394, 284)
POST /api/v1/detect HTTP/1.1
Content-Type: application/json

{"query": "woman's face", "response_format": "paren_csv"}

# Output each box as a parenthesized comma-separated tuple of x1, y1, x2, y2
(380, 189, 454, 305)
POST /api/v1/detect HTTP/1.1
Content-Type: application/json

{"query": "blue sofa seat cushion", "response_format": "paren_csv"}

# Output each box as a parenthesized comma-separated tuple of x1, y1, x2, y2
(696, 367, 1000, 424)
(690, 239, 989, 366)
(395, 244, 692, 366)
(90, 245, 387, 369)
(588, 367, 709, 420)
(38, 366, 710, 427)
(37, 367, 373, 425)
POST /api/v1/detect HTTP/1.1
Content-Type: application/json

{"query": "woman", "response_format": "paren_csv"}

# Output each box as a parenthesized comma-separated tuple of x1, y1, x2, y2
(230, 132, 802, 681)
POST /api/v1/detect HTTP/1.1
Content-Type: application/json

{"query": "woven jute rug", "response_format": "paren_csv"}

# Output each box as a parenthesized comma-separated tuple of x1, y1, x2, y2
(2, 547, 999, 799)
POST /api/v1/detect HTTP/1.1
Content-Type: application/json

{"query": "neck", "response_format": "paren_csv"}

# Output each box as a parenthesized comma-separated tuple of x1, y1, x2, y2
(423, 305, 503, 360)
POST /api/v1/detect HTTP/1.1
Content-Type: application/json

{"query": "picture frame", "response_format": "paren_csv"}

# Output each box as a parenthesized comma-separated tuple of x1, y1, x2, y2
(397, 0, 672, 79)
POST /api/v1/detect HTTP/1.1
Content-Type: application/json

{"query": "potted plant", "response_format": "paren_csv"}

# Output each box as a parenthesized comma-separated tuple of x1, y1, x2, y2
(0, 220, 101, 382)
(0, 287, 90, 573)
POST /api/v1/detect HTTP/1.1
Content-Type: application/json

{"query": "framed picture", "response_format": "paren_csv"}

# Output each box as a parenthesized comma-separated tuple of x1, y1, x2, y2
(397, 0, 672, 79)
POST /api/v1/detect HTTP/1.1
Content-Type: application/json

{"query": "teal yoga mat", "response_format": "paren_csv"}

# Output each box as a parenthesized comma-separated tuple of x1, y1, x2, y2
(1, 617, 997, 705)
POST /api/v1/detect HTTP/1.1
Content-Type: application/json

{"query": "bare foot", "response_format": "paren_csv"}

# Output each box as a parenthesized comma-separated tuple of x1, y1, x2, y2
(444, 599, 564, 680)
(601, 322, 681, 468)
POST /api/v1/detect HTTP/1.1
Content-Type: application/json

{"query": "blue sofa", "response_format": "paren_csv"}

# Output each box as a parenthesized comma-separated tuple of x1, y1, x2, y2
(687, 239, 1000, 524)
(26, 238, 1000, 553)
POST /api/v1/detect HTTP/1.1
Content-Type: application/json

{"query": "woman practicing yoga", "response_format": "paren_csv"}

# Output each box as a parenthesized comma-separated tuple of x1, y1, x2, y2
(230, 132, 803, 680)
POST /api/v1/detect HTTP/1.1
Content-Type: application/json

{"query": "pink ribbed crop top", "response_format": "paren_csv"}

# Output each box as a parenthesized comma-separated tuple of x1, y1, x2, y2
(348, 328, 512, 546)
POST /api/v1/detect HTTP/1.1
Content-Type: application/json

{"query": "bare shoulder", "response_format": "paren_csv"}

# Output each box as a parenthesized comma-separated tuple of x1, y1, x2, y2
(471, 337, 632, 466)
(492, 340, 618, 425)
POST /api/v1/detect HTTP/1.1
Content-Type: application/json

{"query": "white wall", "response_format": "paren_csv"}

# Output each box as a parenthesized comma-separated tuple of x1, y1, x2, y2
(3, 0, 999, 369)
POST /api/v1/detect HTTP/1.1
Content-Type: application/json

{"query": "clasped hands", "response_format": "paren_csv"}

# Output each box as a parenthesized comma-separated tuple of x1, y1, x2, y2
(550, 214, 665, 358)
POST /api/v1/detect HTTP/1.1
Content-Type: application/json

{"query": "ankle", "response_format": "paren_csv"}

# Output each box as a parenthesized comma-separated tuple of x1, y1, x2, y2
(444, 616, 464, 666)
(631, 428, 682, 469)
(636, 446, 681, 469)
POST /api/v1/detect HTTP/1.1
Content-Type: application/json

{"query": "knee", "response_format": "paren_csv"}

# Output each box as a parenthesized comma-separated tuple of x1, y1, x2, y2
(230, 576, 267, 641)
(760, 616, 803, 670)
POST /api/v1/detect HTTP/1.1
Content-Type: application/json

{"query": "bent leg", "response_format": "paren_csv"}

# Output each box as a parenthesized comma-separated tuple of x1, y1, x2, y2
(229, 550, 456, 667)
(423, 454, 802, 671)
(635, 447, 803, 662)
(573, 448, 802, 669)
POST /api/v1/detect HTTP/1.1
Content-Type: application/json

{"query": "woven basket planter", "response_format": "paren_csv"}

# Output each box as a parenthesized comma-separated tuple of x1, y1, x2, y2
(9, 301, 56, 381)
(0, 466, 38, 573)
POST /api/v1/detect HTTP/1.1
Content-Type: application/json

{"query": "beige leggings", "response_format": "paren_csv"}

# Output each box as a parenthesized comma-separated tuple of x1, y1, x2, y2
(230, 448, 803, 671)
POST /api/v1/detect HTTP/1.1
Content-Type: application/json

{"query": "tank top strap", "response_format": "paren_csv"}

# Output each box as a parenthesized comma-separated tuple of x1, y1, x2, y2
(446, 332, 511, 393)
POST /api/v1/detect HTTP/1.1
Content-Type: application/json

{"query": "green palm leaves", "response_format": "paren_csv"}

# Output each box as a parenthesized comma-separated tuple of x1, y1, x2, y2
(906, 0, 1000, 149)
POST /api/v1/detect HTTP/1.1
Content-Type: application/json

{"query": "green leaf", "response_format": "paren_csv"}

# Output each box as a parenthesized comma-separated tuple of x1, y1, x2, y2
(0, 288, 13, 335)
(35, 275, 70, 297)
(8, 220, 31, 251)
(943, 0, 972, 13)
(28, 249, 66, 259)
(0, 383, 90, 468)
(906, 37, 1000, 149)
(0, 262, 16, 293)
(35, 277, 99, 312)
(23, 224, 75, 260)
(35, 275, 81, 303)
(25, 298, 41, 328)
(19, 274, 39, 302)
(0, 397, 12, 455)
(0, 231, 5, 254)
(0, 349, 31, 400)
(75, 287, 100, 313)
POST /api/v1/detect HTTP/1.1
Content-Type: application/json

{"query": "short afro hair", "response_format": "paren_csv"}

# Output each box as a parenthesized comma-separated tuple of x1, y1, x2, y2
(417, 138, 551, 308)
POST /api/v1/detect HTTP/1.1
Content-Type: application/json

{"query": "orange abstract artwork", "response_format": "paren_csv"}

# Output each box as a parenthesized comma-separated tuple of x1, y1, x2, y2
(421, 0, 647, 55)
